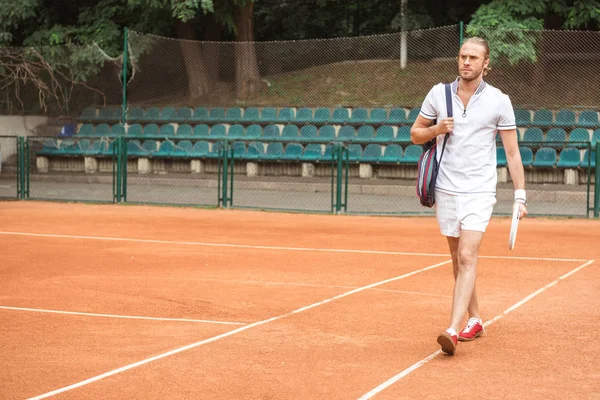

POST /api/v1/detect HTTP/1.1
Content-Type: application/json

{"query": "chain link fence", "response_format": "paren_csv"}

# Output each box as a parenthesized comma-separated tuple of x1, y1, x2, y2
(0, 136, 18, 199)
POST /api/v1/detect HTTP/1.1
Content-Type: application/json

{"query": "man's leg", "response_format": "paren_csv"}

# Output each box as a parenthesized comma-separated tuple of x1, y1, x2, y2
(448, 230, 485, 333)
(446, 236, 481, 321)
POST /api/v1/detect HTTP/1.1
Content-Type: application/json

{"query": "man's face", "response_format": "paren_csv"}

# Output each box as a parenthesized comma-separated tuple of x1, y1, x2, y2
(457, 43, 489, 81)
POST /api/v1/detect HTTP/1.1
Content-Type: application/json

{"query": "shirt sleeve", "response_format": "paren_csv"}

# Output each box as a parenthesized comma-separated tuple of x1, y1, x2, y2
(418, 86, 438, 121)
(497, 94, 517, 130)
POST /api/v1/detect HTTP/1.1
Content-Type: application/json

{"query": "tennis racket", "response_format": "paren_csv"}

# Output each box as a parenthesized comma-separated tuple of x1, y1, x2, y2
(508, 202, 520, 250)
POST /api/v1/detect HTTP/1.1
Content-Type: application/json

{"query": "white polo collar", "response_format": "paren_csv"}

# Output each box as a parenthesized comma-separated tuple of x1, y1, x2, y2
(451, 77, 487, 96)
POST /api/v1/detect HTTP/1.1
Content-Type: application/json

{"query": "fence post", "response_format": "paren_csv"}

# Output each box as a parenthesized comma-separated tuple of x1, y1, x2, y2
(16, 137, 22, 199)
(459, 21, 464, 49)
(24, 138, 30, 199)
(595, 141, 599, 218)
(122, 27, 129, 127)
(121, 138, 128, 202)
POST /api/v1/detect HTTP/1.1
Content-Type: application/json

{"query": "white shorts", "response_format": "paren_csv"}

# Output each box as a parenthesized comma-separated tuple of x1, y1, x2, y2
(435, 191, 497, 237)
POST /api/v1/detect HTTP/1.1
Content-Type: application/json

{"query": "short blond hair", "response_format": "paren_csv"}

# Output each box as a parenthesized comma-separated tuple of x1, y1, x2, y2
(462, 37, 491, 76)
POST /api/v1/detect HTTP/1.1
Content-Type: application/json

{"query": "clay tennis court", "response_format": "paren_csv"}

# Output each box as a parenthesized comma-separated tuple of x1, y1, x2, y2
(1, 201, 599, 399)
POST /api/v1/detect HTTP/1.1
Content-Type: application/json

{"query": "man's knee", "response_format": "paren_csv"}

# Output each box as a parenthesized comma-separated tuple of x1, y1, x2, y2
(458, 248, 478, 270)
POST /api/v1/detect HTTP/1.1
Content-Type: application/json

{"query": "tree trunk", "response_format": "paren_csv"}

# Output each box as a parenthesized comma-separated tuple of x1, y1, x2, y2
(234, 1, 263, 100)
(174, 19, 212, 101)
(202, 13, 222, 83)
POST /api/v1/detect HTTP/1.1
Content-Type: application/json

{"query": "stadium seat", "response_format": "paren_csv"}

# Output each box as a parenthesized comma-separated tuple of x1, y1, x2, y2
(368, 108, 387, 124)
(295, 108, 313, 123)
(38, 139, 59, 155)
(350, 108, 368, 123)
(497, 147, 507, 167)
(314, 108, 331, 123)
(192, 107, 209, 122)
(407, 108, 421, 123)
(243, 107, 260, 122)
(210, 124, 227, 139)
(157, 140, 175, 156)
(388, 108, 406, 123)
(532, 147, 557, 167)
(191, 140, 210, 157)
(380, 144, 403, 163)
(98, 106, 121, 121)
(592, 129, 600, 146)
(193, 124, 209, 137)
(396, 126, 411, 142)
(360, 144, 382, 163)
(300, 125, 318, 140)
(143, 107, 160, 122)
(209, 108, 226, 121)
(557, 148, 581, 168)
(206, 141, 223, 159)
(281, 125, 299, 139)
(402, 145, 423, 164)
(80, 107, 97, 120)
(277, 108, 294, 123)
(581, 150, 597, 168)
(319, 144, 335, 162)
(125, 139, 142, 157)
(177, 124, 193, 137)
(87, 140, 105, 156)
(520, 147, 534, 166)
(375, 126, 395, 142)
(100, 141, 116, 157)
(331, 108, 350, 124)
(301, 144, 322, 161)
(95, 123, 111, 137)
(228, 124, 245, 139)
(173, 140, 193, 157)
(347, 144, 362, 162)
(143, 124, 160, 137)
(159, 124, 175, 137)
(318, 125, 335, 140)
(281, 143, 303, 161)
(578, 110, 599, 127)
(262, 124, 280, 138)
(74, 139, 90, 155)
(522, 127, 544, 142)
(545, 128, 567, 145)
(232, 142, 247, 159)
(173, 107, 192, 122)
(356, 126, 374, 142)
(246, 142, 264, 160)
(532, 109, 553, 127)
(127, 107, 144, 122)
(225, 108, 242, 122)
(245, 124, 262, 138)
(160, 107, 176, 121)
(127, 124, 143, 136)
(338, 126, 356, 141)
(260, 107, 277, 122)
(555, 110, 576, 127)
(78, 124, 94, 136)
(514, 109, 531, 126)
(568, 128, 590, 146)
(111, 124, 125, 136)
(262, 142, 284, 161)
(139, 140, 157, 157)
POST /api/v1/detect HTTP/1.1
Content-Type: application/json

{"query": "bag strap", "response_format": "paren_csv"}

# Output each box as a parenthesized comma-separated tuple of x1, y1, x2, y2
(436, 83, 452, 171)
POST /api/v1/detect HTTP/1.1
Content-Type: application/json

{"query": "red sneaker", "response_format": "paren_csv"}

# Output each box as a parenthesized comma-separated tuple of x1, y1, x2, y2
(458, 319, 484, 342)
(437, 331, 458, 355)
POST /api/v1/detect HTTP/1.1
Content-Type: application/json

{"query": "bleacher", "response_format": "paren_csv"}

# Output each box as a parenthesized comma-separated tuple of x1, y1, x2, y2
(36, 106, 599, 181)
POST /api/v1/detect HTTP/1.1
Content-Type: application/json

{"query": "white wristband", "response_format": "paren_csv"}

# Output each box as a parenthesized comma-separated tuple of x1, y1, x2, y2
(514, 189, 526, 204)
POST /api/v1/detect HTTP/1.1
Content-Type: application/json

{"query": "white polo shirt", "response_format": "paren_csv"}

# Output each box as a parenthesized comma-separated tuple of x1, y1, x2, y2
(419, 78, 516, 195)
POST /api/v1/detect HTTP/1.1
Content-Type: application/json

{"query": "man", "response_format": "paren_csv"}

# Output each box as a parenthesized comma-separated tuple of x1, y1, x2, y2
(410, 37, 528, 356)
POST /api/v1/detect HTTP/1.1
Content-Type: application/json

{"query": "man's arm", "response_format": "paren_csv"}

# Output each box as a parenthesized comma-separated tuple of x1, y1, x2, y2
(410, 115, 454, 144)
(500, 129, 528, 217)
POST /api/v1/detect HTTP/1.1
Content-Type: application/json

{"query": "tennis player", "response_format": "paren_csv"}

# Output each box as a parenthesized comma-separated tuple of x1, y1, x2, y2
(410, 37, 528, 355)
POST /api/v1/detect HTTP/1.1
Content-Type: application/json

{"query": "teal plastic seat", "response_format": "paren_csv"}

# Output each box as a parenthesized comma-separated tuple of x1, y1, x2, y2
(80, 107, 97, 120)
(360, 144, 382, 163)
(350, 108, 368, 123)
(100, 141, 115, 156)
(555, 110, 576, 127)
(520, 147, 534, 166)
(111, 124, 125, 136)
(88, 140, 104, 156)
(209, 107, 226, 121)
(318, 125, 335, 140)
(39, 139, 59, 155)
(140, 140, 157, 156)
(263, 124, 280, 138)
(522, 127, 544, 142)
(277, 108, 294, 123)
(532, 147, 557, 167)
(225, 108, 242, 122)
(228, 124, 245, 138)
(281, 143, 303, 161)
(407, 108, 420, 123)
(380, 144, 403, 163)
(177, 124, 193, 137)
(157, 140, 175, 156)
(206, 141, 223, 159)
(557, 148, 581, 168)
(568, 128, 590, 145)
(375, 126, 395, 142)
(301, 144, 322, 161)
(127, 107, 144, 122)
(173, 140, 192, 157)
(300, 125, 318, 140)
(159, 124, 175, 137)
(319, 144, 335, 162)
(514, 109, 531, 126)
(99, 106, 121, 121)
(545, 128, 567, 145)
(78, 124, 94, 136)
(592, 129, 600, 146)
(331, 108, 349, 124)
(402, 145, 423, 164)
(95, 123, 111, 137)
(246, 142, 264, 160)
(532, 109, 553, 127)
(125, 140, 142, 156)
(262, 143, 284, 161)
(191, 141, 210, 157)
(497, 147, 507, 167)
(173, 107, 192, 122)
(581, 150, 596, 168)
(389, 108, 406, 123)
(160, 107, 176, 121)
(338, 126, 355, 140)
(75, 139, 91, 155)
(245, 124, 262, 138)
(192, 107, 209, 122)
(260, 107, 277, 122)
(368, 108, 387, 124)
(578, 110, 599, 128)
(143, 107, 160, 122)
(347, 144, 362, 162)
(356, 126, 374, 142)
(193, 124, 209, 137)
(314, 108, 330, 123)
(396, 126, 411, 142)
(210, 124, 227, 139)
(232, 142, 247, 158)
(281, 125, 299, 139)
(143, 124, 160, 137)
(243, 107, 260, 122)
(295, 108, 313, 123)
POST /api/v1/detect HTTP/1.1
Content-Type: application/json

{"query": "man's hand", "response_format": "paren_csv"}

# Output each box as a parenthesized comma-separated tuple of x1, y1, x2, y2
(436, 117, 454, 135)
(517, 202, 528, 219)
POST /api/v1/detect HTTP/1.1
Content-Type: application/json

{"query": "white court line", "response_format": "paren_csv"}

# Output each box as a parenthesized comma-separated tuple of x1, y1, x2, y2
(0, 231, 587, 262)
(27, 259, 452, 400)
(357, 259, 596, 400)
(0, 306, 247, 325)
